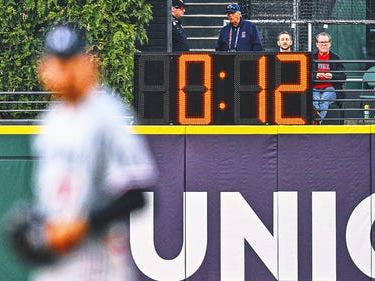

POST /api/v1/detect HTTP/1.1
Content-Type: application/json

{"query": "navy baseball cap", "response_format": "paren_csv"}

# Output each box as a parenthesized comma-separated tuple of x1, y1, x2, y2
(173, 0, 186, 8)
(45, 24, 85, 58)
(226, 3, 241, 13)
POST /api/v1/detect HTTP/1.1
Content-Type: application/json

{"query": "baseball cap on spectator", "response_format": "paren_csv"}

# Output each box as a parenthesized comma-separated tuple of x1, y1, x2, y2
(173, 0, 186, 8)
(225, 3, 241, 13)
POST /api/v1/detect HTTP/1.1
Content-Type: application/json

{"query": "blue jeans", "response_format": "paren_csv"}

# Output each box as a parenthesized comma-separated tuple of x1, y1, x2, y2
(313, 87, 336, 120)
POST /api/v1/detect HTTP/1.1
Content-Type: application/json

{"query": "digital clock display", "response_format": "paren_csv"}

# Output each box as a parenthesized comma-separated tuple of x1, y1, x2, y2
(134, 52, 312, 125)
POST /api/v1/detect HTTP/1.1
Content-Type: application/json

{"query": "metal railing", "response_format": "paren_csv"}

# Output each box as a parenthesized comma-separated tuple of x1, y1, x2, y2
(0, 91, 56, 124)
(1, 59, 374, 125)
(0, 91, 134, 125)
(312, 59, 375, 124)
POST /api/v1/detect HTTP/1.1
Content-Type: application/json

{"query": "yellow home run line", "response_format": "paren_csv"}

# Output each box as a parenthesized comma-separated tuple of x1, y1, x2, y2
(0, 125, 373, 135)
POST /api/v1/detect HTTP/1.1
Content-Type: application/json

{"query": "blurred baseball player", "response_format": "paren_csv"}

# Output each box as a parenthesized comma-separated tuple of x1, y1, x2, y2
(7, 24, 157, 281)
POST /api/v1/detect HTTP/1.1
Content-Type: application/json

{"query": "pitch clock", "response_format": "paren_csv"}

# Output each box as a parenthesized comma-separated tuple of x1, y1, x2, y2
(134, 52, 312, 125)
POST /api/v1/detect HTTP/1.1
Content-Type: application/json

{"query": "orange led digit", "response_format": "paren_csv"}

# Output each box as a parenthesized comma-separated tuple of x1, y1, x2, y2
(258, 56, 267, 123)
(274, 53, 308, 125)
(178, 54, 213, 125)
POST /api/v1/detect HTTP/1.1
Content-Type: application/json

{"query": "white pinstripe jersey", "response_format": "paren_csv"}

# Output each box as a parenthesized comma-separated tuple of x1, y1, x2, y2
(30, 88, 157, 281)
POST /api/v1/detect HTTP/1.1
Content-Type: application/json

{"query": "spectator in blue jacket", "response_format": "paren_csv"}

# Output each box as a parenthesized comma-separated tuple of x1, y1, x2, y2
(216, 3, 263, 52)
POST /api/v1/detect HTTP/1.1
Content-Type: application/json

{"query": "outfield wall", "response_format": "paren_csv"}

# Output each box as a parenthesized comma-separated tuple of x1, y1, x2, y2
(1, 125, 375, 281)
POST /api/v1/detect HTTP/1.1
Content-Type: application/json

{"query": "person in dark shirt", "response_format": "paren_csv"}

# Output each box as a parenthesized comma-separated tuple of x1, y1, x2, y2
(172, 0, 189, 51)
(216, 3, 263, 52)
(312, 32, 346, 123)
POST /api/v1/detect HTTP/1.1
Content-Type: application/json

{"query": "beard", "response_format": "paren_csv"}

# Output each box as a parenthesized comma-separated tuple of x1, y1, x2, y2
(280, 45, 291, 51)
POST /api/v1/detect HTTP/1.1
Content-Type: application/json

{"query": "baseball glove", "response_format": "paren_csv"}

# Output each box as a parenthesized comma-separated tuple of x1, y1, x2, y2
(4, 203, 56, 265)
(4, 189, 146, 265)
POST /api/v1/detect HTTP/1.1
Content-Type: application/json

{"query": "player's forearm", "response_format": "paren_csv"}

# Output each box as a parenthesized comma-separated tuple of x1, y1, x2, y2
(89, 189, 146, 232)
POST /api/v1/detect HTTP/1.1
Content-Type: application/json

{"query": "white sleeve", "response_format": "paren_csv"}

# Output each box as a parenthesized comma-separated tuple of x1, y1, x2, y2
(103, 105, 157, 195)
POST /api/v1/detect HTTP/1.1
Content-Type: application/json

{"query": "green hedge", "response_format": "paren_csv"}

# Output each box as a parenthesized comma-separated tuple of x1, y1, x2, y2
(0, 0, 152, 103)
